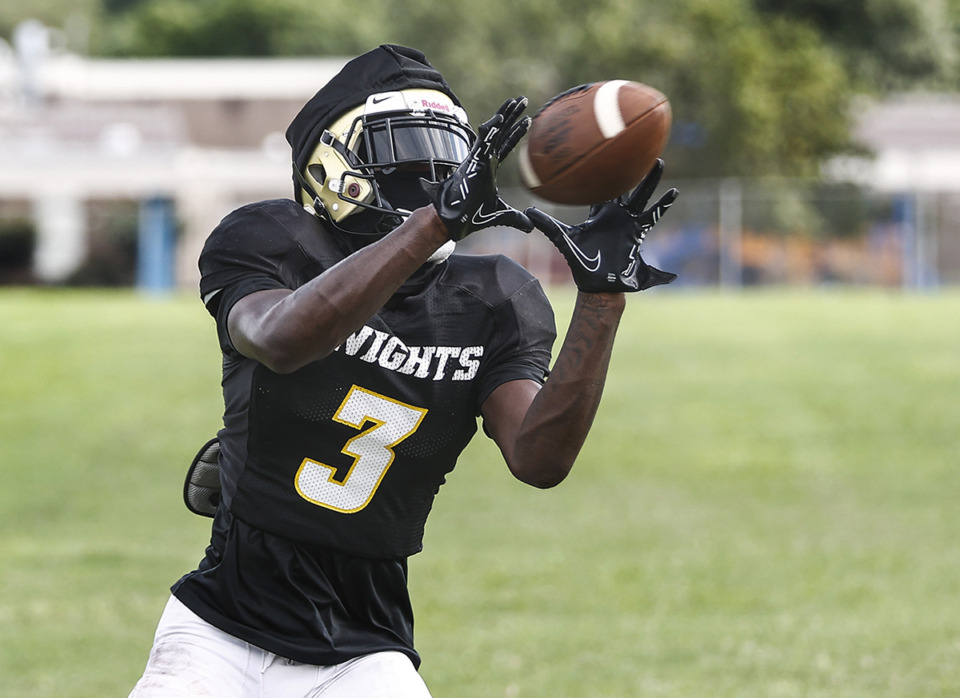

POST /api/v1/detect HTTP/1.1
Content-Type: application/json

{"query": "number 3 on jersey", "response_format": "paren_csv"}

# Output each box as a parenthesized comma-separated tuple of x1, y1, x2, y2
(294, 385, 428, 513)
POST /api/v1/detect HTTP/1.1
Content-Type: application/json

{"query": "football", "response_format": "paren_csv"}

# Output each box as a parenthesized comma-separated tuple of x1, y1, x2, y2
(518, 80, 672, 205)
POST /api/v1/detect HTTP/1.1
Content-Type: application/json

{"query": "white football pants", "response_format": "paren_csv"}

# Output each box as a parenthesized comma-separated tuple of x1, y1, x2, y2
(129, 595, 432, 698)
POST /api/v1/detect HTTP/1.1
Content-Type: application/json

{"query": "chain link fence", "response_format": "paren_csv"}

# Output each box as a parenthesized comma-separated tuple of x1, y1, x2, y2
(3, 180, 959, 290)
(463, 181, 960, 290)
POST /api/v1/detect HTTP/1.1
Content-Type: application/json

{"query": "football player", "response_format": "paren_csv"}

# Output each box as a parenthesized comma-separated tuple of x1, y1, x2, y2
(130, 44, 678, 697)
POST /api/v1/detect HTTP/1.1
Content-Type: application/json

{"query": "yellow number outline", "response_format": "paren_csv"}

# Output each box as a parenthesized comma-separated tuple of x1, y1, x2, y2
(294, 385, 427, 513)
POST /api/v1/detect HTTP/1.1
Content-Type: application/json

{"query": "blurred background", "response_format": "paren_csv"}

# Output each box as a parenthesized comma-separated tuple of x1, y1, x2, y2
(2, 4, 960, 696)
(2, 0, 959, 293)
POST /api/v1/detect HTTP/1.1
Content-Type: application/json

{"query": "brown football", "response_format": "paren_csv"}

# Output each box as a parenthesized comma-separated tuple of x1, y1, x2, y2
(518, 80, 672, 205)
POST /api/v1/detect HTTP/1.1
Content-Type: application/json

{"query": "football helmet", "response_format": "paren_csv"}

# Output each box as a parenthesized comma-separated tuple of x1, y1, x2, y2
(295, 88, 475, 235)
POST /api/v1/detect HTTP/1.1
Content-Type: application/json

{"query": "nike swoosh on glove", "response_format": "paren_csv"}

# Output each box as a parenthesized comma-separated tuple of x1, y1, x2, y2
(526, 160, 679, 293)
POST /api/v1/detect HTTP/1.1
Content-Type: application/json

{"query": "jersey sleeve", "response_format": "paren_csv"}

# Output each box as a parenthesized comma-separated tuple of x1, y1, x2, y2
(476, 275, 556, 408)
(198, 202, 323, 355)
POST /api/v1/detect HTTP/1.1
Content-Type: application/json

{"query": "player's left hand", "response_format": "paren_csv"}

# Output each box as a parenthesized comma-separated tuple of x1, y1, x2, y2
(525, 160, 679, 293)
(424, 96, 533, 240)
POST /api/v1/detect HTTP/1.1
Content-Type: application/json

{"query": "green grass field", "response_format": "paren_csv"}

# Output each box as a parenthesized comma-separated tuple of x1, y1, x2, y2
(1, 287, 959, 697)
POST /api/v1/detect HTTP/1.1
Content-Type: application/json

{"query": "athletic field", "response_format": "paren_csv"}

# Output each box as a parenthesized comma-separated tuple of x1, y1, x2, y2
(1, 288, 958, 697)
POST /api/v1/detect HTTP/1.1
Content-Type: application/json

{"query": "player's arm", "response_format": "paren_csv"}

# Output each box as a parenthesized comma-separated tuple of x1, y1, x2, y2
(482, 292, 625, 488)
(230, 97, 532, 373)
(228, 207, 449, 373)
(484, 161, 679, 488)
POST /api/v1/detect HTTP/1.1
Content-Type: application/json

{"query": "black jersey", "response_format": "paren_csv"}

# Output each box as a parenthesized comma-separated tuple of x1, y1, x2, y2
(173, 199, 556, 666)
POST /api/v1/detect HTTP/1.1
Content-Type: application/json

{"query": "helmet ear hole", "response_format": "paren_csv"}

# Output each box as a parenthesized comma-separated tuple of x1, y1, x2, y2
(307, 164, 326, 182)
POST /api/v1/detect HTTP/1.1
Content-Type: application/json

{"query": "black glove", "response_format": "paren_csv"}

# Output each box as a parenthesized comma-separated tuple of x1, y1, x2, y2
(183, 437, 221, 518)
(424, 96, 533, 240)
(526, 160, 679, 292)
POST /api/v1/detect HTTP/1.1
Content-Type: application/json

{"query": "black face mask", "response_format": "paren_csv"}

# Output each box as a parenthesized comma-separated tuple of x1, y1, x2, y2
(373, 168, 439, 214)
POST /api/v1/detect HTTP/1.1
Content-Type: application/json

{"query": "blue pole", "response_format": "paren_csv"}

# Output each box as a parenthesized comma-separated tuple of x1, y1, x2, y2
(893, 193, 916, 290)
(137, 196, 176, 294)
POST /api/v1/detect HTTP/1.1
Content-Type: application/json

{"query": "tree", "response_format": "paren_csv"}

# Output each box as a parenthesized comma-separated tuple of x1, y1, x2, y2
(97, 0, 387, 57)
(31, 0, 950, 179)
(642, 0, 854, 178)
(752, 0, 958, 90)
(379, 0, 855, 178)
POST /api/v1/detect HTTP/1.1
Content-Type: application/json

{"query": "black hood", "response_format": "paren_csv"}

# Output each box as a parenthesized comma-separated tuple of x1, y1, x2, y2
(285, 44, 463, 200)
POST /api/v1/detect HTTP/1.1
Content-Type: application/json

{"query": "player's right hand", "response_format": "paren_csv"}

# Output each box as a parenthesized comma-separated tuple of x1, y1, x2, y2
(423, 97, 533, 240)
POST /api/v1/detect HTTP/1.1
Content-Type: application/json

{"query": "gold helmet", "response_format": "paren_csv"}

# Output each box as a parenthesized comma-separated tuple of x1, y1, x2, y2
(295, 88, 474, 232)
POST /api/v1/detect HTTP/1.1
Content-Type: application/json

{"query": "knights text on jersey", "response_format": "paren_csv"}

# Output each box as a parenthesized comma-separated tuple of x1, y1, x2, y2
(173, 199, 556, 666)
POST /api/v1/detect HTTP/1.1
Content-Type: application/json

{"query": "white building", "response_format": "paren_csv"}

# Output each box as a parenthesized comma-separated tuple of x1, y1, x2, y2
(0, 21, 346, 287)
(827, 93, 960, 285)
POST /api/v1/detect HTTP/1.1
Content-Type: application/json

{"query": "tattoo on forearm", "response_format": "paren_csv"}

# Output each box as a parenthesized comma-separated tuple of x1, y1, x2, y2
(555, 295, 622, 375)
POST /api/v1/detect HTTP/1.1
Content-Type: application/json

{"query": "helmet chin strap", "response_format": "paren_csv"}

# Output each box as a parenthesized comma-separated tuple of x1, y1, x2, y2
(327, 204, 404, 240)
(301, 200, 455, 263)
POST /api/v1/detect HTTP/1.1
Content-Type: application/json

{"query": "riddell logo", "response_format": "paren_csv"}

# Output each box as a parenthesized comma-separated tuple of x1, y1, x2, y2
(421, 99, 451, 112)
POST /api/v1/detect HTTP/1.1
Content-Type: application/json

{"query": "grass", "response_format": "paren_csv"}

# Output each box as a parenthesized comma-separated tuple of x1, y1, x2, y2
(1, 287, 959, 697)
